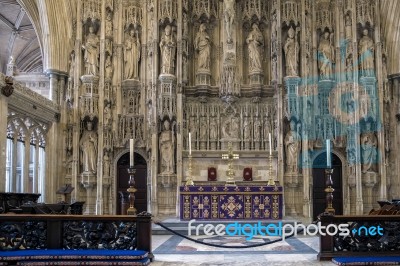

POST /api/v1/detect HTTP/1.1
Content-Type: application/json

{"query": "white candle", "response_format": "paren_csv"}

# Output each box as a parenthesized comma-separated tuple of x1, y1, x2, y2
(189, 132, 192, 155)
(130, 139, 134, 167)
(269, 133, 272, 156)
(326, 139, 331, 168)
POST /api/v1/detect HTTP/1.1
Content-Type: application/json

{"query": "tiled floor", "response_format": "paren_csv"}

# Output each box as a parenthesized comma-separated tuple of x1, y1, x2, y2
(151, 234, 335, 265)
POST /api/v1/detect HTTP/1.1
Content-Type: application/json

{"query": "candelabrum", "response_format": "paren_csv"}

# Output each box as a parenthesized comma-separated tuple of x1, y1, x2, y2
(185, 155, 194, 186)
(267, 154, 275, 186)
(324, 168, 335, 215)
(126, 167, 137, 215)
(222, 142, 239, 186)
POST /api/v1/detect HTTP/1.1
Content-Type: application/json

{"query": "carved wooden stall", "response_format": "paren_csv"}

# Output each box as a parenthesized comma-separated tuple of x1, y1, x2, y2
(0, 213, 153, 264)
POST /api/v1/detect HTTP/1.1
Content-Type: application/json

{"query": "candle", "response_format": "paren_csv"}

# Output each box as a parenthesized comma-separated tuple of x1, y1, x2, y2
(130, 139, 134, 167)
(326, 139, 331, 168)
(269, 133, 272, 156)
(189, 132, 192, 155)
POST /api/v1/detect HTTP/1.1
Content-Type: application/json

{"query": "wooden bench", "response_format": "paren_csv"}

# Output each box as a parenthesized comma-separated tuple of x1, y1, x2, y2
(0, 214, 152, 265)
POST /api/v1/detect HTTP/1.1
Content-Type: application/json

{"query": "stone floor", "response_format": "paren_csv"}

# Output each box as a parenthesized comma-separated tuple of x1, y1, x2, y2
(151, 232, 335, 265)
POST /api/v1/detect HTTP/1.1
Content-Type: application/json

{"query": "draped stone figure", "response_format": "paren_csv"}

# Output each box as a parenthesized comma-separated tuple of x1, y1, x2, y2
(318, 31, 334, 80)
(159, 120, 175, 174)
(105, 55, 113, 80)
(210, 119, 218, 140)
(285, 120, 300, 174)
(361, 122, 377, 173)
(358, 29, 374, 77)
(124, 29, 141, 79)
(105, 10, 113, 37)
(80, 121, 98, 173)
(224, 0, 235, 43)
(160, 25, 177, 75)
(83, 26, 100, 76)
(345, 14, 352, 40)
(194, 23, 211, 71)
(284, 27, 299, 76)
(246, 23, 264, 73)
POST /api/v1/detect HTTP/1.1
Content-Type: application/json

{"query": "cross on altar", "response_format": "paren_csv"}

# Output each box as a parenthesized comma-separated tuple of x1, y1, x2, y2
(221, 142, 239, 186)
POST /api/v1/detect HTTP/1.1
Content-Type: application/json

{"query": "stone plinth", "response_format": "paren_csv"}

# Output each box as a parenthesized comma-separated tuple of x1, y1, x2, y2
(220, 138, 240, 150)
(81, 171, 97, 214)
(157, 173, 177, 215)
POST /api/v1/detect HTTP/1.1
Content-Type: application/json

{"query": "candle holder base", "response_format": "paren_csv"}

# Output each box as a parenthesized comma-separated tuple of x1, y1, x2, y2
(267, 178, 275, 186)
(126, 167, 137, 215)
(324, 168, 335, 215)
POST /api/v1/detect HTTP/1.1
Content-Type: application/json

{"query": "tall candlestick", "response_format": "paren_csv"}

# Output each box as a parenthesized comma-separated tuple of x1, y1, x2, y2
(269, 133, 272, 156)
(130, 139, 134, 167)
(326, 139, 331, 168)
(189, 132, 192, 155)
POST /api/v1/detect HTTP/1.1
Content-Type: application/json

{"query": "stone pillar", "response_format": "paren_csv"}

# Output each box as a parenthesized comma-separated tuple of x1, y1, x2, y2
(0, 76, 14, 191)
(393, 76, 400, 199)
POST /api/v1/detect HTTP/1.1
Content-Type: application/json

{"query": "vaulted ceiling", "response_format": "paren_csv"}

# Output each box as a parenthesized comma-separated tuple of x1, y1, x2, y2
(0, 0, 42, 74)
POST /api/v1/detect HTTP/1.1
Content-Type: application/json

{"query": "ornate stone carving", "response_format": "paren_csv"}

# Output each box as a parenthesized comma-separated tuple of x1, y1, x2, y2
(246, 23, 264, 74)
(224, 0, 235, 44)
(194, 23, 211, 72)
(361, 122, 377, 173)
(159, 0, 178, 24)
(358, 28, 375, 77)
(192, 0, 218, 20)
(284, 120, 300, 174)
(318, 31, 334, 80)
(284, 27, 300, 77)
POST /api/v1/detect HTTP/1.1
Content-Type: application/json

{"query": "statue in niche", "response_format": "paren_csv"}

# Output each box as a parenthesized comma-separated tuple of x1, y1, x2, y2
(246, 23, 264, 73)
(272, 56, 277, 80)
(124, 29, 141, 79)
(160, 25, 176, 75)
(358, 29, 374, 77)
(361, 122, 377, 173)
(105, 55, 113, 80)
(345, 14, 352, 40)
(103, 151, 110, 177)
(194, 23, 211, 71)
(318, 31, 334, 80)
(105, 10, 113, 37)
(346, 56, 353, 81)
(224, 0, 235, 43)
(284, 120, 300, 174)
(284, 27, 299, 76)
(104, 102, 112, 125)
(271, 13, 277, 42)
(243, 119, 251, 141)
(209, 119, 218, 140)
(222, 117, 238, 139)
(80, 120, 98, 173)
(200, 119, 208, 140)
(82, 26, 100, 76)
(68, 52, 75, 81)
(159, 120, 175, 174)
(263, 117, 271, 144)
(254, 120, 261, 141)
(182, 12, 188, 37)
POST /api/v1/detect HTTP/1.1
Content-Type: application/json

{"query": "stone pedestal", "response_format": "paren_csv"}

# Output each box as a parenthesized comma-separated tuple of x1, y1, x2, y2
(284, 173, 300, 216)
(249, 72, 263, 86)
(362, 171, 377, 213)
(195, 70, 211, 86)
(199, 140, 207, 150)
(79, 75, 99, 120)
(81, 172, 97, 214)
(254, 141, 260, 150)
(210, 141, 217, 150)
(157, 173, 177, 215)
(243, 141, 251, 150)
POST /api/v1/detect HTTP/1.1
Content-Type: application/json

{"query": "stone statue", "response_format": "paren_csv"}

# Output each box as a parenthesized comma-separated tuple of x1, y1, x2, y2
(254, 120, 261, 141)
(284, 27, 299, 76)
(284, 120, 300, 174)
(318, 31, 334, 80)
(346, 56, 353, 81)
(361, 122, 377, 173)
(194, 23, 211, 71)
(243, 119, 251, 141)
(224, 0, 235, 43)
(345, 14, 352, 40)
(68, 52, 75, 81)
(159, 120, 175, 174)
(210, 119, 217, 140)
(104, 102, 112, 125)
(358, 29, 374, 77)
(246, 23, 264, 73)
(271, 13, 277, 41)
(200, 119, 208, 140)
(82, 26, 100, 76)
(103, 152, 110, 177)
(124, 29, 141, 79)
(105, 10, 113, 37)
(80, 121, 98, 173)
(159, 25, 177, 75)
(105, 55, 113, 80)
(222, 117, 239, 139)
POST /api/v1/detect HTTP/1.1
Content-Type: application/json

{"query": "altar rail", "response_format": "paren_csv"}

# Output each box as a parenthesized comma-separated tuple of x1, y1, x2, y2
(0, 214, 152, 264)
(318, 214, 400, 260)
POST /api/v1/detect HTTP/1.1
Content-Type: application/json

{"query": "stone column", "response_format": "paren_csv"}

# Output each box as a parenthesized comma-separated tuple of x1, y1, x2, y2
(393, 76, 400, 199)
(0, 76, 14, 191)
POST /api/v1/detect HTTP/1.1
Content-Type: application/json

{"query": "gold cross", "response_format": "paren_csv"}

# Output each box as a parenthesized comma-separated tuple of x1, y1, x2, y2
(221, 142, 239, 186)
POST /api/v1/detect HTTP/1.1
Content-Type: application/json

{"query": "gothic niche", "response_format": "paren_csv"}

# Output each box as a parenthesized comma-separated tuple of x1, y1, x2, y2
(82, 20, 100, 77)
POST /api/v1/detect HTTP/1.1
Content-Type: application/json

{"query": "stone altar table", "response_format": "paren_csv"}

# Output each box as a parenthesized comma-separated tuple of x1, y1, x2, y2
(180, 185, 283, 220)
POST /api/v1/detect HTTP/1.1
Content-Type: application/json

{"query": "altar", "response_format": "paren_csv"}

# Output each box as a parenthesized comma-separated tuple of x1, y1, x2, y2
(180, 184, 283, 220)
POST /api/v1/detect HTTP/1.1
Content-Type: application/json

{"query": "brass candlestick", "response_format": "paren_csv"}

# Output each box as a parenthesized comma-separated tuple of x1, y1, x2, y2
(185, 154, 194, 186)
(222, 142, 239, 186)
(126, 167, 137, 215)
(324, 168, 335, 215)
(267, 153, 275, 186)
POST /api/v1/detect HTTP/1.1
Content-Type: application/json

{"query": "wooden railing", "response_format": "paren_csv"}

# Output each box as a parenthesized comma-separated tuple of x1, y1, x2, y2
(0, 214, 152, 259)
(318, 214, 400, 260)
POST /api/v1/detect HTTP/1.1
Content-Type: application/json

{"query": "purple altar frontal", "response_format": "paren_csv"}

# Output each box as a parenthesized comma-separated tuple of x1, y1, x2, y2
(180, 185, 283, 220)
